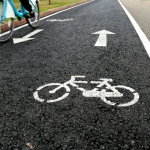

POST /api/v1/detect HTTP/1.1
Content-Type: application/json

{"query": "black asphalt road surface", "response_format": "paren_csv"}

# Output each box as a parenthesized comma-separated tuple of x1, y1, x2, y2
(1, 0, 150, 149)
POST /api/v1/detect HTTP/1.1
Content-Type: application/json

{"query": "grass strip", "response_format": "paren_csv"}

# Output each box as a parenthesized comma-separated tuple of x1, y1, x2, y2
(13, 0, 85, 13)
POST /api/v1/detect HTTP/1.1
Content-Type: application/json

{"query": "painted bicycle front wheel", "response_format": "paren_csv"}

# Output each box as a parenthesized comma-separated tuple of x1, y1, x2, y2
(101, 85, 139, 107)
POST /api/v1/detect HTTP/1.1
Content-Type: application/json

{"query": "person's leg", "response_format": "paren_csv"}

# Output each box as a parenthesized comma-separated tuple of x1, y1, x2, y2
(20, 0, 35, 18)
(20, 0, 32, 12)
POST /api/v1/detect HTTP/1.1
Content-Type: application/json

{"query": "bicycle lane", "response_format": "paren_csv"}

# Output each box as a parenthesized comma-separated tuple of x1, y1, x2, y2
(0, 0, 150, 149)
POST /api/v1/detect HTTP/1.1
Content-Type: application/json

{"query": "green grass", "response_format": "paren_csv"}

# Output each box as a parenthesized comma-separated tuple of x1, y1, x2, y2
(3, 0, 84, 23)
(13, 0, 85, 13)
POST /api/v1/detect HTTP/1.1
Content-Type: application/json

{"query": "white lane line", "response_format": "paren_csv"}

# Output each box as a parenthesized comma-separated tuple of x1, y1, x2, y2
(1, 0, 94, 35)
(118, 0, 150, 57)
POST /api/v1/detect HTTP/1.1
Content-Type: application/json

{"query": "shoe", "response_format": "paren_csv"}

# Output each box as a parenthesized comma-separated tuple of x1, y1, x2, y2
(30, 11, 35, 17)
(30, 11, 36, 22)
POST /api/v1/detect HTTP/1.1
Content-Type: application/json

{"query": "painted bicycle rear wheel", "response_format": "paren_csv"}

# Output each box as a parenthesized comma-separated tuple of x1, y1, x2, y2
(33, 83, 70, 103)
(0, 18, 14, 42)
(26, 1, 40, 28)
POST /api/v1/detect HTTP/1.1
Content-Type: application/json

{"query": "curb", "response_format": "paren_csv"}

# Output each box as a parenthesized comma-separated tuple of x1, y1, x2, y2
(1, 0, 91, 33)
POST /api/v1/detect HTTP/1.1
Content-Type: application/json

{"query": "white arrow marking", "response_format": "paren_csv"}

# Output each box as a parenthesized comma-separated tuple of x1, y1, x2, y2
(47, 19, 73, 22)
(47, 19, 58, 22)
(13, 29, 44, 44)
(92, 30, 115, 47)
(58, 19, 73, 22)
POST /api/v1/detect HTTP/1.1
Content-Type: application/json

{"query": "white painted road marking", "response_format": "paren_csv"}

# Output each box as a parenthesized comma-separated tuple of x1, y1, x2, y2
(13, 29, 43, 44)
(33, 75, 139, 107)
(92, 30, 115, 47)
(47, 19, 73, 22)
(118, 0, 150, 57)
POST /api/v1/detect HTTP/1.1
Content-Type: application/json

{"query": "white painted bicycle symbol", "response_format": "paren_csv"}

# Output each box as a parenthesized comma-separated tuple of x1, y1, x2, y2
(33, 76, 139, 107)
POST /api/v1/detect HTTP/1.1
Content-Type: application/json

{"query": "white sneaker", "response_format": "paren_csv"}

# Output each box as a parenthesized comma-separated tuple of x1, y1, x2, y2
(30, 12, 37, 23)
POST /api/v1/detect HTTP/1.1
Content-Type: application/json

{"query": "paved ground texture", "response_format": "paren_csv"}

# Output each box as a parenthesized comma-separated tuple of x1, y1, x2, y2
(0, 0, 150, 149)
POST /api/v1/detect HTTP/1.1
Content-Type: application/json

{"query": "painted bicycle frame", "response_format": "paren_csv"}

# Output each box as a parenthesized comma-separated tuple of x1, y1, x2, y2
(0, 0, 37, 22)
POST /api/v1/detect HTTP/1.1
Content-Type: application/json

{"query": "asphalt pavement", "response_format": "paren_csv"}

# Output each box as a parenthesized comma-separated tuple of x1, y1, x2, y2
(0, 0, 150, 149)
